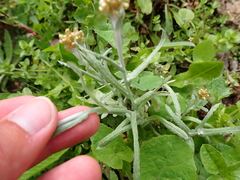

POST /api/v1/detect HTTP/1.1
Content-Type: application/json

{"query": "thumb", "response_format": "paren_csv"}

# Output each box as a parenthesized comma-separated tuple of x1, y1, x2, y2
(0, 97, 58, 180)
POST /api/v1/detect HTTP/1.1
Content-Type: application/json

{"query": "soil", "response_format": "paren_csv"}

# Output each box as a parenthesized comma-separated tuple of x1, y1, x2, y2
(215, 0, 240, 29)
(214, 0, 240, 106)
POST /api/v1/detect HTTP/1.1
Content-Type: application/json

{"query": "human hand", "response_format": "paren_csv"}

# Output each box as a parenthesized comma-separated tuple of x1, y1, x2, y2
(0, 95, 101, 180)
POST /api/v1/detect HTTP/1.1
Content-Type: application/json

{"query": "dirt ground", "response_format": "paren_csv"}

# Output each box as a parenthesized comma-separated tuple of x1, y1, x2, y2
(215, 0, 240, 29)
(214, 0, 240, 106)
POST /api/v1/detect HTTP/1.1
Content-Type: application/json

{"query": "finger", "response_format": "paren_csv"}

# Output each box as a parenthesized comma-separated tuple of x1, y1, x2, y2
(32, 106, 100, 165)
(0, 97, 58, 179)
(37, 155, 102, 180)
(0, 95, 35, 119)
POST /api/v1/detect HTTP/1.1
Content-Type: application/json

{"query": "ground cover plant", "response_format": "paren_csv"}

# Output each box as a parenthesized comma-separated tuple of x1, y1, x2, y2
(1, 0, 240, 179)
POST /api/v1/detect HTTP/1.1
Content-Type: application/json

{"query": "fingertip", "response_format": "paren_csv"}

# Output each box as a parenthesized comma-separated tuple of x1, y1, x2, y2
(38, 155, 102, 180)
(0, 96, 59, 179)
(32, 106, 100, 165)
(0, 95, 35, 119)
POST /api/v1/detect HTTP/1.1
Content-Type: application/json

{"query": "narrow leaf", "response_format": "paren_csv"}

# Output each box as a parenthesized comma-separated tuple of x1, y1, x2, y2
(4, 30, 12, 64)
(18, 148, 69, 180)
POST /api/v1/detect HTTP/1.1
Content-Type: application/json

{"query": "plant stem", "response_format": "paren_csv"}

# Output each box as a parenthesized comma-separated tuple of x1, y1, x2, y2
(130, 112, 140, 180)
(111, 9, 135, 106)
(189, 126, 240, 137)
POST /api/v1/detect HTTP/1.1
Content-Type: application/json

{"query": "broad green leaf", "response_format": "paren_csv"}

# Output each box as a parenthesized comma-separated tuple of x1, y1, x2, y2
(207, 175, 223, 180)
(21, 87, 33, 95)
(58, 44, 79, 64)
(49, 82, 64, 98)
(131, 71, 163, 91)
(94, 29, 116, 48)
(232, 134, 240, 151)
(208, 76, 232, 102)
(137, 0, 152, 14)
(74, 8, 90, 24)
(122, 22, 139, 44)
(172, 8, 194, 28)
(18, 148, 69, 180)
(221, 162, 240, 176)
(42, 43, 59, 52)
(178, 8, 194, 24)
(213, 145, 240, 177)
(215, 144, 240, 166)
(90, 124, 133, 169)
(200, 144, 227, 175)
(170, 61, 224, 88)
(193, 40, 216, 62)
(4, 30, 13, 64)
(140, 135, 196, 180)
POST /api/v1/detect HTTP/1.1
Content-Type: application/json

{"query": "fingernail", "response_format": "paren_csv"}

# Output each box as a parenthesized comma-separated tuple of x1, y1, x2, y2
(8, 97, 56, 134)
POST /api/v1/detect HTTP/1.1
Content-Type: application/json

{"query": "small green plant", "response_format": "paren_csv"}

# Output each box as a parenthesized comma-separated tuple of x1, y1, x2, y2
(2, 0, 240, 179)
(20, 1, 240, 179)
(0, 30, 24, 92)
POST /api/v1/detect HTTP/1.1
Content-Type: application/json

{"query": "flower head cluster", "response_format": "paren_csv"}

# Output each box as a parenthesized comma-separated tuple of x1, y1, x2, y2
(198, 89, 209, 100)
(99, 0, 129, 17)
(59, 28, 85, 51)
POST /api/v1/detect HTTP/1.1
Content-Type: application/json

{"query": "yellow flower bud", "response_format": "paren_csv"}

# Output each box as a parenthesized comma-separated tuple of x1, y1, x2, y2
(99, 0, 129, 17)
(59, 28, 85, 51)
(198, 89, 209, 100)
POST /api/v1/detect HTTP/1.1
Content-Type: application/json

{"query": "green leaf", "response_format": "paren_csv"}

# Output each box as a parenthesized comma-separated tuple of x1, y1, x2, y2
(74, 0, 91, 7)
(221, 162, 240, 176)
(207, 175, 223, 180)
(49, 82, 64, 98)
(170, 61, 224, 88)
(172, 8, 194, 28)
(4, 30, 13, 64)
(0, 42, 3, 63)
(131, 71, 163, 91)
(208, 76, 232, 102)
(178, 8, 194, 24)
(140, 135, 196, 180)
(163, 41, 195, 48)
(94, 29, 116, 48)
(74, 8, 89, 24)
(137, 0, 152, 14)
(215, 144, 240, 166)
(193, 40, 216, 62)
(18, 148, 69, 180)
(200, 144, 227, 175)
(164, 4, 173, 35)
(90, 124, 133, 169)
(42, 43, 59, 52)
(58, 44, 79, 64)
(110, 170, 119, 180)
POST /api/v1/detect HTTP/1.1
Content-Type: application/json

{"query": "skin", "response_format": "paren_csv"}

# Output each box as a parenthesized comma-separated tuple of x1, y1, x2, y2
(0, 95, 102, 180)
